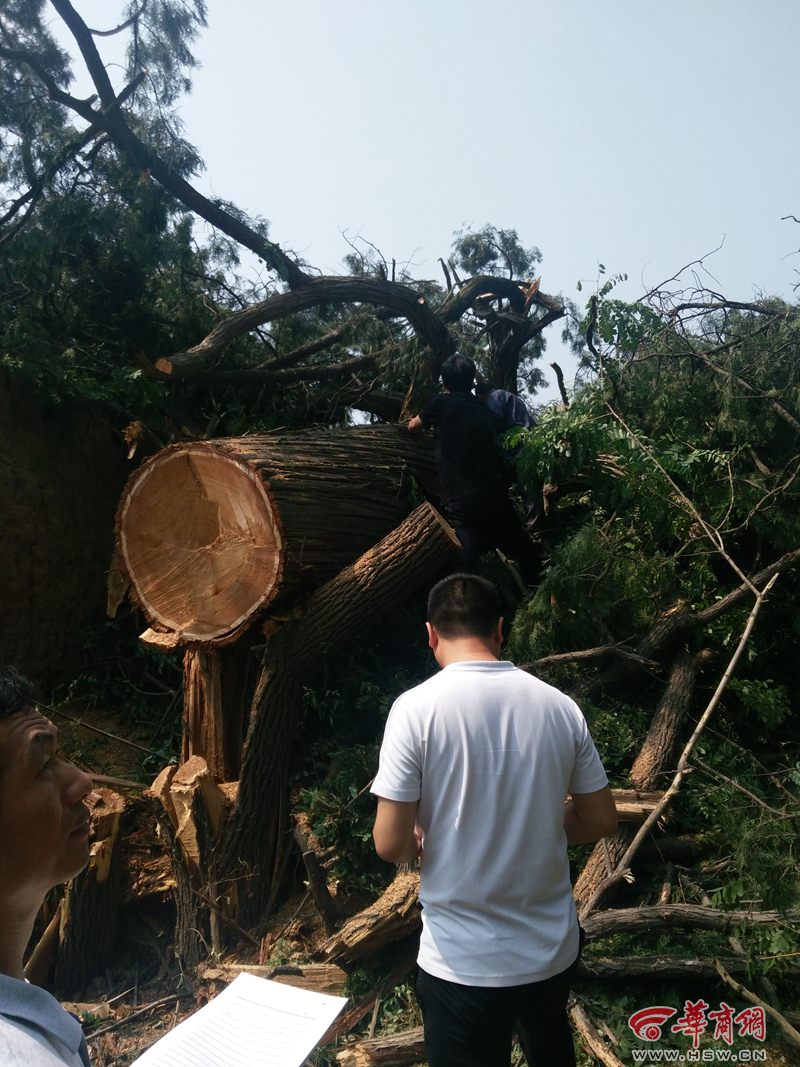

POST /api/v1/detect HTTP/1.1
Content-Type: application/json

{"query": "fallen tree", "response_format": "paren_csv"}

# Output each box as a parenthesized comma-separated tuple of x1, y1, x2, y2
(116, 426, 439, 645)
(143, 503, 459, 944)
(217, 504, 459, 927)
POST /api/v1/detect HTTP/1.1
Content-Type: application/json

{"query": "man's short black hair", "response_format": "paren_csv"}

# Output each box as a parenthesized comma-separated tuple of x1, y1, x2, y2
(427, 574, 502, 639)
(441, 355, 476, 394)
(475, 380, 496, 396)
(0, 666, 35, 718)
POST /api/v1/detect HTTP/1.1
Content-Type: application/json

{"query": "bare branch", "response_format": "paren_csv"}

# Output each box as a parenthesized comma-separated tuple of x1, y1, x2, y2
(87, 1, 147, 38)
(179, 354, 378, 387)
(689, 346, 800, 436)
(154, 278, 453, 377)
(640, 241, 726, 302)
(266, 316, 367, 371)
(667, 300, 787, 318)
(690, 756, 795, 819)
(714, 961, 800, 1051)
(521, 644, 659, 673)
(579, 574, 779, 920)
(606, 401, 759, 593)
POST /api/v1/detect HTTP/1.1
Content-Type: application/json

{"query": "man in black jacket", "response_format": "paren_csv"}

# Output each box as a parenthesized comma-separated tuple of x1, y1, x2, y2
(408, 356, 541, 585)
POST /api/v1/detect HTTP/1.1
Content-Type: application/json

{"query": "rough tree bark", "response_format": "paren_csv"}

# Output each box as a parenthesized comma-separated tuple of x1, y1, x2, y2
(217, 504, 459, 926)
(573, 646, 699, 911)
(581, 904, 800, 942)
(324, 872, 422, 963)
(54, 789, 126, 993)
(336, 1027, 426, 1067)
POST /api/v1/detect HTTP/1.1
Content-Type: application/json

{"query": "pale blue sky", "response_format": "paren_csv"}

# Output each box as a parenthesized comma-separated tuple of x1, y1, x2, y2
(57, 1, 800, 404)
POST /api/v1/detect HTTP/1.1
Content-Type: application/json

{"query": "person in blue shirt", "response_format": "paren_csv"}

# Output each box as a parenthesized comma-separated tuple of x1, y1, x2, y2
(476, 379, 541, 532)
(475, 380, 534, 437)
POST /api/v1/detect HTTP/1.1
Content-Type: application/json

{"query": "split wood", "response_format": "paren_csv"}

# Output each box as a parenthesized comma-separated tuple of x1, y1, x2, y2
(23, 902, 62, 985)
(579, 573, 778, 920)
(568, 999, 625, 1067)
(334, 1025, 425, 1067)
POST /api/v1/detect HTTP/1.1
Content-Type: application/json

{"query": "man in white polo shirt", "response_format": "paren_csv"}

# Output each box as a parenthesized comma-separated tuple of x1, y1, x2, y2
(0, 666, 94, 1066)
(371, 575, 617, 1067)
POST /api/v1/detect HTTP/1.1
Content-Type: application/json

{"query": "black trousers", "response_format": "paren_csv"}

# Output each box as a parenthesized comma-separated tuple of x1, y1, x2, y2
(415, 951, 580, 1067)
(443, 497, 542, 587)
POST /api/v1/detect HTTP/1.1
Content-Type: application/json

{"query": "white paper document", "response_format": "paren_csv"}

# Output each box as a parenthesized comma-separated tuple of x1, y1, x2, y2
(131, 972, 347, 1067)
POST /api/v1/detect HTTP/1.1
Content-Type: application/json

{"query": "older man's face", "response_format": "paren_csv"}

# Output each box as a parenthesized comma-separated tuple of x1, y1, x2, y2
(0, 708, 94, 900)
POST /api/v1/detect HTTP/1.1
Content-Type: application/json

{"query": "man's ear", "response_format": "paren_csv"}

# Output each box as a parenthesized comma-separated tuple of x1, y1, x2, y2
(426, 622, 438, 651)
(494, 617, 504, 647)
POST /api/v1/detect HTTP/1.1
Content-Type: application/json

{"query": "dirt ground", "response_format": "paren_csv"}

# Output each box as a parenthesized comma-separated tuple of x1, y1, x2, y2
(45, 703, 798, 1067)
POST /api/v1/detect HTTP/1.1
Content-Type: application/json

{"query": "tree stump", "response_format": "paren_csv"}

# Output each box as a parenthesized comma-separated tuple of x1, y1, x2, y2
(54, 789, 126, 993)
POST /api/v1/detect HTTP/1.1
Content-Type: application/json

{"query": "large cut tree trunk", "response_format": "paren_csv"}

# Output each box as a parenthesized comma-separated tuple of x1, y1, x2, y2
(217, 503, 459, 927)
(116, 425, 438, 645)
